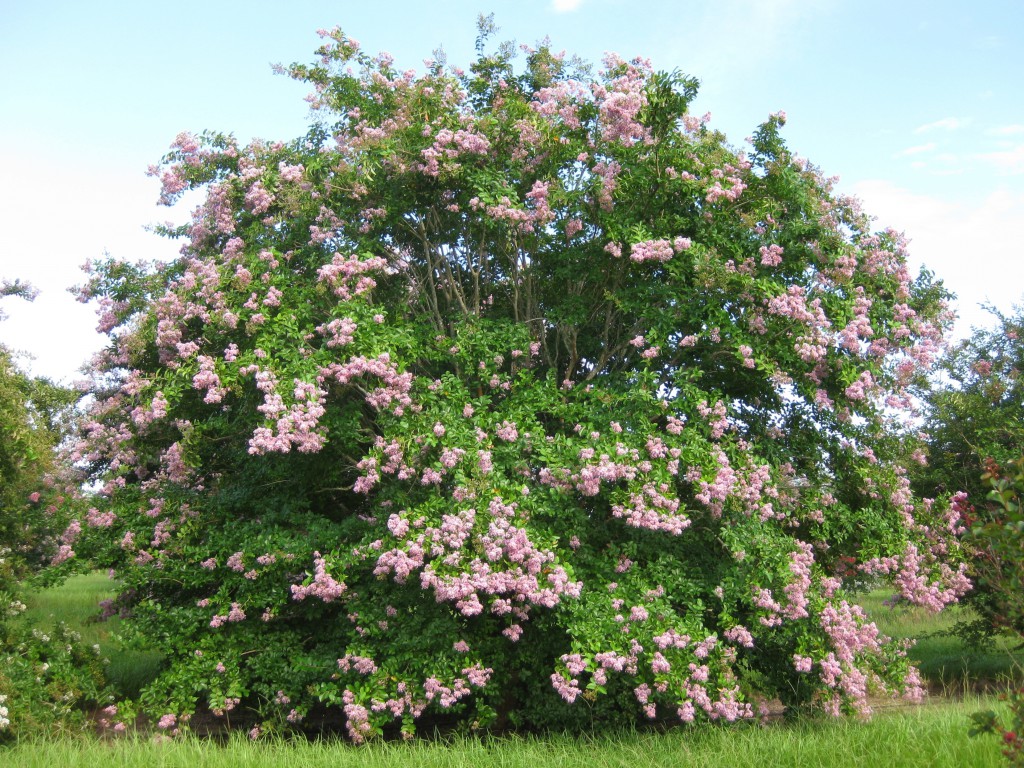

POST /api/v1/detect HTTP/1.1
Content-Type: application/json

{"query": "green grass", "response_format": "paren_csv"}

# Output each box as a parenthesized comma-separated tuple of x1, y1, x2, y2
(21, 571, 163, 698)
(857, 588, 1024, 691)
(2, 700, 1007, 767)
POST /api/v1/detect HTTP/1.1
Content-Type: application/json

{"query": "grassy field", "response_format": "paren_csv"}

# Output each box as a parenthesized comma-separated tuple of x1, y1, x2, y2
(6, 574, 1019, 767)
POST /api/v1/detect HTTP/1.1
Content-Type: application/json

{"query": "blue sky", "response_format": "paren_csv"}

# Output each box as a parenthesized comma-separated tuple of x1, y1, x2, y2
(1, 0, 1022, 381)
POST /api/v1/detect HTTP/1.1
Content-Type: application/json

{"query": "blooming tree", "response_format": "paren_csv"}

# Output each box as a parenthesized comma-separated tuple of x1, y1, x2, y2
(69, 23, 968, 737)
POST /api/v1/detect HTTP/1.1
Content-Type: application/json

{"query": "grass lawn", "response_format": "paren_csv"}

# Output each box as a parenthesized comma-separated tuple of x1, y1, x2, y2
(5, 575, 1018, 767)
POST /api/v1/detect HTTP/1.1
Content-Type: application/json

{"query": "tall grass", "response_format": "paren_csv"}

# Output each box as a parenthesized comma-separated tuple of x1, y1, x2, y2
(3, 700, 1006, 768)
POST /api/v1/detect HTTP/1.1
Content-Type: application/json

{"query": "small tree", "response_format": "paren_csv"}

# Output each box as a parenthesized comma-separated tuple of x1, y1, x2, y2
(69, 22, 968, 738)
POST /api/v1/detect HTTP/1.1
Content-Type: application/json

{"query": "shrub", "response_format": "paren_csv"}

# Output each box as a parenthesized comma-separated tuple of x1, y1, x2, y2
(0, 553, 110, 742)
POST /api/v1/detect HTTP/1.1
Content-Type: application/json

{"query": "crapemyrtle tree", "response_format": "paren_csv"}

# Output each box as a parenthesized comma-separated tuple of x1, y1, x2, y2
(68, 23, 969, 738)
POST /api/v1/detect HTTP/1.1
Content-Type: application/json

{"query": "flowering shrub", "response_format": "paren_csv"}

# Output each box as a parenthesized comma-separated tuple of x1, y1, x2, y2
(0, 552, 109, 742)
(68, 22, 968, 738)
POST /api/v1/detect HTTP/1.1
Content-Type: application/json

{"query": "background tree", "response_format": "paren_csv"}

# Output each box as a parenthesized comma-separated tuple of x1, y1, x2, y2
(0, 280, 79, 575)
(914, 306, 1023, 501)
(914, 306, 1024, 641)
(70, 21, 968, 738)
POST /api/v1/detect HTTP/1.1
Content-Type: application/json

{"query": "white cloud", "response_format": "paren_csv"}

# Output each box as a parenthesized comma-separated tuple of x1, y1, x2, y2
(895, 142, 938, 157)
(551, 0, 585, 12)
(914, 117, 966, 133)
(850, 179, 1024, 337)
(975, 144, 1024, 174)
(986, 124, 1024, 137)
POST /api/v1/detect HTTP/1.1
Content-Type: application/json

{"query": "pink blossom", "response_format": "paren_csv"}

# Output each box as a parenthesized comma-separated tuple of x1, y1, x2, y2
(759, 244, 784, 266)
(630, 239, 674, 263)
(495, 421, 519, 442)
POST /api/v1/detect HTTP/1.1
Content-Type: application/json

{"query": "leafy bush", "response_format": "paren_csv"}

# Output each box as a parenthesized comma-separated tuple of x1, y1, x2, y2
(67, 22, 968, 739)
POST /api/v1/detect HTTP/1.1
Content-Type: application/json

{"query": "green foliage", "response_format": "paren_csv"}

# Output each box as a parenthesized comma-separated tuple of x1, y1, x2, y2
(914, 307, 1024, 501)
(915, 308, 1024, 642)
(968, 457, 1024, 640)
(0, 350, 54, 572)
(65, 25, 968, 739)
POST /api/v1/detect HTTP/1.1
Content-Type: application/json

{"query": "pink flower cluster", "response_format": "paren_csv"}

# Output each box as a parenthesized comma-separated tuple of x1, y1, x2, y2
(320, 353, 414, 415)
(291, 553, 348, 602)
(316, 253, 388, 300)
(860, 543, 970, 612)
(247, 374, 327, 455)
(593, 54, 651, 147)
(317, 316, 358, 348)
